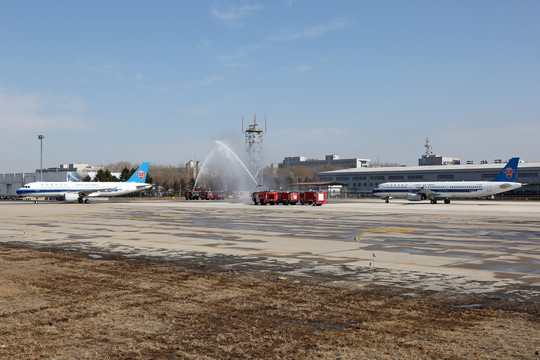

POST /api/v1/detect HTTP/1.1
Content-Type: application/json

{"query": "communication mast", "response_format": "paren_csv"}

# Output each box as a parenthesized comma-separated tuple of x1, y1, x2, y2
(424, 137, 433, 156)
(242, 114, 266, 184)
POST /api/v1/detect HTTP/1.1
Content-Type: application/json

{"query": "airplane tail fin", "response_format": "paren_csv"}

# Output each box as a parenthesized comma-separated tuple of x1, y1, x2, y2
(126, 162, 150, 183)
(492, 157, 519, 182)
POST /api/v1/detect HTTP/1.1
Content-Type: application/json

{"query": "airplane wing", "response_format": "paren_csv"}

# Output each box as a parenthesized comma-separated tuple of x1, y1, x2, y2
(416, 187, 440, 200)
(135, 184, 151, 190)
(78, 187, 118, 196)
(498, 183, 514, 189)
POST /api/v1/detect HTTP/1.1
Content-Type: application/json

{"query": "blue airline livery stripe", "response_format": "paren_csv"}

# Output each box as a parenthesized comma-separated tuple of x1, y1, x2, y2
(17, 189, 100, 195)
(372, 188, 481, 194)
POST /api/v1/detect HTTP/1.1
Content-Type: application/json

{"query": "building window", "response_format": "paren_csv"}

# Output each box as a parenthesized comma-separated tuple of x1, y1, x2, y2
(388, 175, 404, 180)
(437, 174, 454, 180)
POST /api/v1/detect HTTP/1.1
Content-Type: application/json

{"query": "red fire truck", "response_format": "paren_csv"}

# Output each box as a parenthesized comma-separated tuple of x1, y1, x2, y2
(215, 191, 226, 200)
(252, 191, 278, 205)
(277, 192, 299, 205)
(184, 190, 200, 200)
(299, 191, 327, 206)
(200, 191, 215, 200)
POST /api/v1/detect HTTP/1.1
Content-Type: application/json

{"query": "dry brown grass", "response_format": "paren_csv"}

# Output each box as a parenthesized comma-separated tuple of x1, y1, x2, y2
(0, 245, 538, 359)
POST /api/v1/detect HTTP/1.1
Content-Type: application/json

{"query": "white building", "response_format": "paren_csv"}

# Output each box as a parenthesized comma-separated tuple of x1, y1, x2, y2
(279, 154, 370, 169)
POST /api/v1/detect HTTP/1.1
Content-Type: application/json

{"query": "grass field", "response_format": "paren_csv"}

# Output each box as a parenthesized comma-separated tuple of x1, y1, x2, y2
(0, 245, 538, 359)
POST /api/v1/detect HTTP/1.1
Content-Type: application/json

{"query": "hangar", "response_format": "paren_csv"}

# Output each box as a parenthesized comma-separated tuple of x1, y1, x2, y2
(317, 160, 540, 198)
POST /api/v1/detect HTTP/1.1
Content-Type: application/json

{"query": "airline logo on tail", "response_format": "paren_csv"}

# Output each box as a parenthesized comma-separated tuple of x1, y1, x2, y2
(503, 168, 515, 178)
(492, 157, 519, 182)
(127, 162, 150, 183)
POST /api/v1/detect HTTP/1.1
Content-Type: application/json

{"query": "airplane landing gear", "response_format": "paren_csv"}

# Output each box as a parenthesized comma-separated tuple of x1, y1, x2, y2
(444, 199, 450, 204)
(430, 199, 437, 204)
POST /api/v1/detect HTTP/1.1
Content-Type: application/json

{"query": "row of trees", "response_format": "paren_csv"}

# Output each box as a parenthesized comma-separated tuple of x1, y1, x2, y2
(88, 160, 406, 196)
(85, 162, 333, 196)
(82, 166, 153, 184)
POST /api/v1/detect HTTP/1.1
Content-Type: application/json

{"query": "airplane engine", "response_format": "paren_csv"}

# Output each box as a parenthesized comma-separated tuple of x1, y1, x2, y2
(407, 193, 424, 201)
(62, 193, 80, 202)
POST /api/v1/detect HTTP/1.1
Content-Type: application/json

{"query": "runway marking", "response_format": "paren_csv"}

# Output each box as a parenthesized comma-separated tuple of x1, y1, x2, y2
(52, 213, 100, 217)
(355, 227, 419, 241)
(131, 217, 184, 221)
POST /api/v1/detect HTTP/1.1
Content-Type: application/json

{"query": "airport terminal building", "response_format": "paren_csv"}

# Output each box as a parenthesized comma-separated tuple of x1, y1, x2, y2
(317, 160, 540, 198)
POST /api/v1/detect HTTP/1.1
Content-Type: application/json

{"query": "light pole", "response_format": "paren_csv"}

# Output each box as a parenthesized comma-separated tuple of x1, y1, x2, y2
(38, 134, 45, 182)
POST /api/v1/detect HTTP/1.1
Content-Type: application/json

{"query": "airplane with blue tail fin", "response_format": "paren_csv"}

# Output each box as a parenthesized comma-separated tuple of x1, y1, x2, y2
(372, 157, 522, 204)
(17, 162, 152, 203)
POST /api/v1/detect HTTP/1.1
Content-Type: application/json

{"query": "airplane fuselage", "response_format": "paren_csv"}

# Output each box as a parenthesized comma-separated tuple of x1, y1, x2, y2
(372, 181, 522, 201)
(17, 181, 151, 198)
(16, 162, 151, 203)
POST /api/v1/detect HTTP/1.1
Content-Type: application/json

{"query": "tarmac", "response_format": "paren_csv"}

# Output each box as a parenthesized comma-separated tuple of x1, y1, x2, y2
(1, 198, 539, 301)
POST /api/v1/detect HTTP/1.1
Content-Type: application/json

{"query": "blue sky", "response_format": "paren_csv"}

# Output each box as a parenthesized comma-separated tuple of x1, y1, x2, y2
(1, 0, 539, 172)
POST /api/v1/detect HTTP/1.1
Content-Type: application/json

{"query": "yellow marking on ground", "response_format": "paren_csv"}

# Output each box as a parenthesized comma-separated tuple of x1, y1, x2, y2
(131, 217, 184, 221)
(52, 213, 100, 216)
(355, 227, 419, 241)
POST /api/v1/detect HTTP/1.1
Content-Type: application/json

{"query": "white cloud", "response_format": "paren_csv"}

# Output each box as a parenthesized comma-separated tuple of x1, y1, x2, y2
(268, 18, 347, 42)
(217, 43, 263, 62)
(211, 4, 264, 26)
(198, 39, 211, 49)
(183, 75, 225, 90)
(295, 64, 313, 72)
(133, 73, 174, 93)
(0, 88, 90, 131)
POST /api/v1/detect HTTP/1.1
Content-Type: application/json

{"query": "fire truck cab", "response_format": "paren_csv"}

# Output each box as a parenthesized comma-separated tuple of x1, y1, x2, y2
(300, 191, 326, 206)
(185, 190, 200, 200)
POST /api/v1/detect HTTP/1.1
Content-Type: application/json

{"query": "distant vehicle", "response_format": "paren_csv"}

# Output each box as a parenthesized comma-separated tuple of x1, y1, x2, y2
(185, 190, 200, 200)
(200, 191, 215, 200)
(372, 157, 522, 204)
(299, 191, 327, 206)
(214, 191, 226, 200)
(252, 191, 278, 205)
(277, 191, 299, 205)
(17, 162, 152, 204)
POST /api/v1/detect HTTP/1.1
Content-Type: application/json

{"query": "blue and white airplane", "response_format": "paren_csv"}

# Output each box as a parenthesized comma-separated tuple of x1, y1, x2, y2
(372, 157, 522, 204)
(17, 162, 152, 203)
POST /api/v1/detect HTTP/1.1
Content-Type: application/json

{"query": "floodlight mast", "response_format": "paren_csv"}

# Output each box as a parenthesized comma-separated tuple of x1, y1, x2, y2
(38, 134, 45, 182)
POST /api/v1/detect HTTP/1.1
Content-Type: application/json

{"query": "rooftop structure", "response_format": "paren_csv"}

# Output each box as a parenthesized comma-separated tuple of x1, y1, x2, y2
(279, 154, 370, 169)
(418, 138, 460, 166)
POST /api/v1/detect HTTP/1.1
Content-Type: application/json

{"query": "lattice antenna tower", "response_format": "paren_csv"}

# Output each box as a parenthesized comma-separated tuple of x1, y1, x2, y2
(242, 114, 266, 184)
(424, 137, 433, 156)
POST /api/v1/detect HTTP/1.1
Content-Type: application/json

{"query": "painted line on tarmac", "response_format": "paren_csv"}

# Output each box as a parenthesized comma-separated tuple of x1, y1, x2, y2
(355, 227, 419, 241)
(131, 217, 185, 221)
(51, 213, 100, 216)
